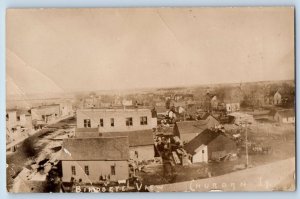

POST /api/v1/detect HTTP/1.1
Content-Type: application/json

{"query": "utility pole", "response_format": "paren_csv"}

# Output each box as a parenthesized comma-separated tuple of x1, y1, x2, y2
(245, 123, 249, 168)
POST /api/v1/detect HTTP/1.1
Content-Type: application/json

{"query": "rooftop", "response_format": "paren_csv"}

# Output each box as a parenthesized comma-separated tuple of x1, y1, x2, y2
(102, 129, 154, 147)
(175, 118, 219, 135)
(276, 109, 295, 118)
(184, 129, 224, 155)
(60, 137, 129, 161)
(78, 108, 151, 112)
(74, 128, 154, 147)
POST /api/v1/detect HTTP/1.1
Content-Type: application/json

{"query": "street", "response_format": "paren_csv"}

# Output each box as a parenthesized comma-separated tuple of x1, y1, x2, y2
(6, 117, 75, 192)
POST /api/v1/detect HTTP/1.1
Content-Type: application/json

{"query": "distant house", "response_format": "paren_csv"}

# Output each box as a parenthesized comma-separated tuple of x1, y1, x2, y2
(173, 101, 187, 108)
(84, 96, 98, 108)
(185, 103, 202, 116)
(60, 137, 129, 183)
(225, 102, 240, 113)
(31, 104, 61, 124)
(227, 112, 254, 125)
(274, 91, 282, 105)
(122, 99, 133, 106)
(155, 106, 169, 115)
(183, 94, 194, 101)
(6, 109, 32, 143)
(184, 129, 237, 163)
(75, 129, 155, 162)
(6, 109, 32, 129)
(173, 118, 220, 143)
(200, 113, 219, 123)
(155, 101, 166, 107)
(273, 89, 294, 107)
(210, 96, 218, 110)
(100, 102, 112, 108)
(222, 86, 243, 112)
(76, 108, 157, 132)
(59, 102, 73, 117)
(274, 109, 295, 124)
(16, 109, 32, 129)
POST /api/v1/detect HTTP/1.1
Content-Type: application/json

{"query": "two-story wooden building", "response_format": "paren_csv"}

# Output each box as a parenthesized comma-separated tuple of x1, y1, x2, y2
(31, 104, 61, 124)
(60, 137, 130, 183)
(76, 108, 157, 131)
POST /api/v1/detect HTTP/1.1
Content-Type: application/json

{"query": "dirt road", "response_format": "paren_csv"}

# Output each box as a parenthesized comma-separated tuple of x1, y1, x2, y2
(150, 158, 295, 192)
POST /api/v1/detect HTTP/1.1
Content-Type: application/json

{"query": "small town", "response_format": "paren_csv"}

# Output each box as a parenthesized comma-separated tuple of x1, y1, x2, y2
(5, 8, 295, 193)
(6, 80, 295, 192)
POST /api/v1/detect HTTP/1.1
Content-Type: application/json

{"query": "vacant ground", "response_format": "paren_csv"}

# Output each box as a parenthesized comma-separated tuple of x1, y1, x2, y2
(150, 158, 295, 192)
(138, 122, 295, 186)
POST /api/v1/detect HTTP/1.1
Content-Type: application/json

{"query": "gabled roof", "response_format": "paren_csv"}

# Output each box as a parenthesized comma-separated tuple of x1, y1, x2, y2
(74, 128, 154, 147)
(201, 113, 212, 120)
(175, 118, 219, 135)
(276, 109, 295, 118)
(102, 129, 154, 147)
(184, 129, 223, 155)
(60, 137, 129, 161)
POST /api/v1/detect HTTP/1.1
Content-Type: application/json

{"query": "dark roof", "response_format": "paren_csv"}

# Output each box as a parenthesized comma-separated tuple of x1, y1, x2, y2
(75, 128, 98, 132)
(60, 137, 129, 161)
(184, 129, 223, 155)
(175, 121, 207, 134)
(201, 113, 216, 120)
(102, 130, 154, 147)
(276, 109, 295, 118)
(175, 118, 219, 135)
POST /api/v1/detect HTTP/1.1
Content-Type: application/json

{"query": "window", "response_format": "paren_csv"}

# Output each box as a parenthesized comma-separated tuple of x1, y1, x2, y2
(71, 166, 76, 175)
(110, 118, 114, 127)
(84, 165, 89, 175)
(100, 118, 104, 127)
(17, 116, 20, 121)
(126, 117, 133, 126)
(202, 150, 205, 154)
(84, 119, 91, 128)
(140, 116, 148, 125)
(111, 165, 116, 175)
(135, 151, 139, 158)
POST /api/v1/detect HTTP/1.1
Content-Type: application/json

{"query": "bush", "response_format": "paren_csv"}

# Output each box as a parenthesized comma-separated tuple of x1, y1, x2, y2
(22, 138, 37, 157)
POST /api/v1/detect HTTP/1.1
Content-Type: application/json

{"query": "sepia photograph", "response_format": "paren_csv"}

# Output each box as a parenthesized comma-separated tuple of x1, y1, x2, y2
(6, 7, 295, 193)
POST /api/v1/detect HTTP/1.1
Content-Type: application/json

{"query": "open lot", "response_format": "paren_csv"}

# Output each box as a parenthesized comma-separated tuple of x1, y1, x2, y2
(138, 121, 295, 186)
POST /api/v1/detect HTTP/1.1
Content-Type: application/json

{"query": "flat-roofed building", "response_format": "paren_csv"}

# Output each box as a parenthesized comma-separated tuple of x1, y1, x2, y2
(31, 104, 61, 124)
(76, 108, 157, 132)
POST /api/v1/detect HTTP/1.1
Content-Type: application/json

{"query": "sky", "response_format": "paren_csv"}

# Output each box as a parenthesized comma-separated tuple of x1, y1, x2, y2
(6, 7, 295, 95)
